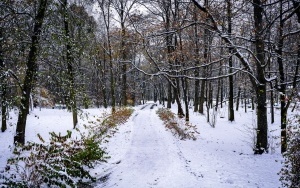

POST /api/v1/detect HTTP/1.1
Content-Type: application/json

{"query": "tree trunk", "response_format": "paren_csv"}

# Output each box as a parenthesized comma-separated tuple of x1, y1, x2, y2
(0, 29, 7, 132)
(182, 77, 189, 121)
(167, 82, 172, 108)
(193, 7, 200, 112)
(220, 79, 224, 108)
(270, 82, 274, 124)
(199, 78, 206, 114)
(63, 0, 78, 129)
(236, 86, 241, 111)
(14, 0, 48, 144)
(101, 45, 108, 108)
(277, 0, 287, 153)
(254, 0, 268, 154)
(227, 0, 234, 122)
(120, 7, 127, 106)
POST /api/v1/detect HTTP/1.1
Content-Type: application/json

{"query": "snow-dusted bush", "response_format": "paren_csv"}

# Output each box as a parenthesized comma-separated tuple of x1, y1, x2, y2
(1, 130, 108, 187)
(279, 115, 300, 187)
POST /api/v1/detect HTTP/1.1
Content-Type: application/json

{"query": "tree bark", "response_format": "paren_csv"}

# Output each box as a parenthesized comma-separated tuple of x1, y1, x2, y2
(0, 29, 7, 132)
(14, 0, 48, 144)
(120, 2, 127, 106)
(193, 6, 200, 112)
(277, 1, 287, 153)
(253, 0, 268, 154)
(182, 77, 189, 121)
(63, 0, 78, 129)
(227, 0, 234, 121)
(236, 86, 241, 111)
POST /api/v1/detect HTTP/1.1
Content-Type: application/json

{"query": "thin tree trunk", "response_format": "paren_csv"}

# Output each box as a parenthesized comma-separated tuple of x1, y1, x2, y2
(244, 88, 247, 113)
(182, 77, 189, 121)
(215, 62, 222, 111)
(101, 47, 108, 108)
(236, 87, 241, 111)
(0, 29, 7, 132)
(209, 83, 213, 109)
(220, 79, 223, 108)
(199, 78, 206, 114)
(14, 0, 48, 144)
(270, 83, 274, 124)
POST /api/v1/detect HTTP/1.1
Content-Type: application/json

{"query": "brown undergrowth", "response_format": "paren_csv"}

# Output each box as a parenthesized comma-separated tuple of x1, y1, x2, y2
(87, 107, 134, 137)
(156, 108, 199, 140)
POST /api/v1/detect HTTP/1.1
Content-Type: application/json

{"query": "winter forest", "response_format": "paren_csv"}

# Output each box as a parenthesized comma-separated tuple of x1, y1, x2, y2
(0, 0, 300, 187)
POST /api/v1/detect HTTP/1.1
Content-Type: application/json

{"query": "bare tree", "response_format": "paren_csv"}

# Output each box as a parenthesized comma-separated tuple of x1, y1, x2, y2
(14, 0, 48, 144)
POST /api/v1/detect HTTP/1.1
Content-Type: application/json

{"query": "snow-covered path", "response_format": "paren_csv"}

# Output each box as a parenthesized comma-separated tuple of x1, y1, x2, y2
(97, 104, 200, 188)
(93, 103, 283, 188)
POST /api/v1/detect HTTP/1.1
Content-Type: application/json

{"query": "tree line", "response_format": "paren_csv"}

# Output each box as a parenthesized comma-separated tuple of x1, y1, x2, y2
(0, 0, 299, 155)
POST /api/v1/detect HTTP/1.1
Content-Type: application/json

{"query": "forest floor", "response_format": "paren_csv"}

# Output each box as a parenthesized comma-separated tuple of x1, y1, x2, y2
(0, 101, 295, 187)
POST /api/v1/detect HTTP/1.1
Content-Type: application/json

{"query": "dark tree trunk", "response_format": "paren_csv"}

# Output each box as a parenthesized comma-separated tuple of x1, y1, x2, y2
(220, 79, 224, 108)
(167, 82, 172, 108)
(193, 7, 200, 112)
(182, 77, 189, 121)
(0, 29, 7, 132)
(14, 0, 48, 144)
(270, 82, 274, 124)
(199, 78, 206, 114)
(236, 87, 241, 111)
(244, 88, 247, 113)
(251, 96, 255, 110)
(120, 5, 127, 106)
(227, 0, 234, 122)
(209, 83, 213, 109)
(253, 0, 268, 154)
(63, 0, 78, 128)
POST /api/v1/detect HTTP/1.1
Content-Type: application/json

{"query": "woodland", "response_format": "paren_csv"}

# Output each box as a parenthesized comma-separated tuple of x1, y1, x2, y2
(1, 0, 300, 168)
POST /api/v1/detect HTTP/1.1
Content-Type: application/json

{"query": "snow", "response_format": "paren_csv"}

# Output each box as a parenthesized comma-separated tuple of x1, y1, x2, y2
(0, 102, 293, 187)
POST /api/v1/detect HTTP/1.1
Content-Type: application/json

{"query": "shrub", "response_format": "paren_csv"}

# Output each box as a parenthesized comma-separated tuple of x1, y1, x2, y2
(89, 107, 134, 137)
(156, 108, 199, 140)
(279, 115, 300, 187)
(1, 130, 108, 187)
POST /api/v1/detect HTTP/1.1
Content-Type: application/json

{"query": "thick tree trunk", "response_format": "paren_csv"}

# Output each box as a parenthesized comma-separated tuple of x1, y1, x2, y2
(253, 0, 268, 154)
(14, 0, 48, 144)
(227, 0, 234, 122)
(277, 0, 287, 153)
(193, 7, 200, 112)
(63, 0, 78, 128)
(120, 7, 127, 106)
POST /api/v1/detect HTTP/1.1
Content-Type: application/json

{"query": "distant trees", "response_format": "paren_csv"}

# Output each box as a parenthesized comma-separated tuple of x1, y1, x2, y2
(0, 0, 299, 153)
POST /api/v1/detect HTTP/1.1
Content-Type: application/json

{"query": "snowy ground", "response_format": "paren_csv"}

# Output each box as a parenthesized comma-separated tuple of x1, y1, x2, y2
(0, 102, 296, 187)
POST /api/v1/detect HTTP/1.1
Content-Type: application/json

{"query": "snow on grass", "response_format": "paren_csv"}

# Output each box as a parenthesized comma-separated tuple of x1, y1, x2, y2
(1, 103, 297, 187)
